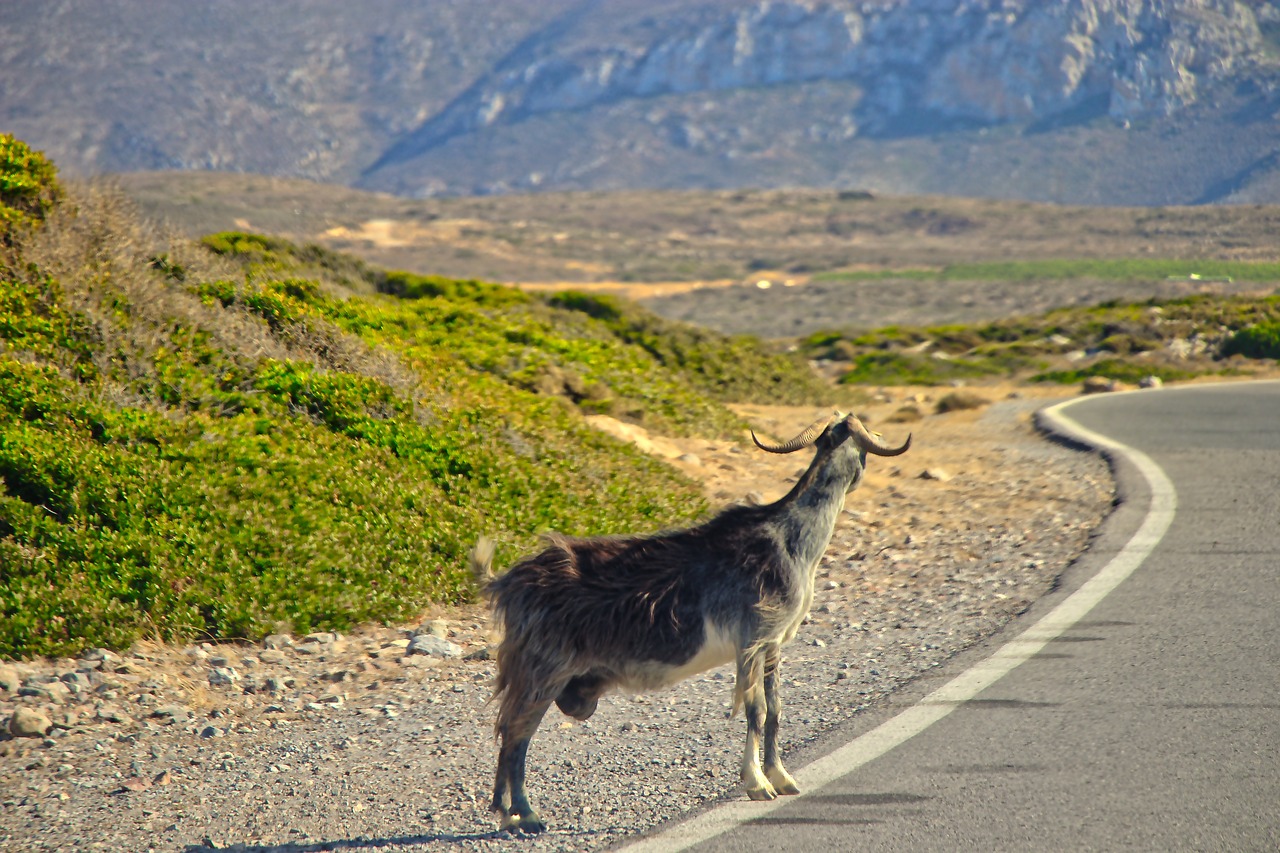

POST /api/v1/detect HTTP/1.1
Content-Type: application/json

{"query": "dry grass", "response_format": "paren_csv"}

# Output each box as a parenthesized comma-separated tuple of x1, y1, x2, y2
(23, 183, 426, 411)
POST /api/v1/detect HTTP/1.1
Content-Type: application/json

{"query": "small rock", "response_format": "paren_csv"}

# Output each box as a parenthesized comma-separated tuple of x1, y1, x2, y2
(96, 705, 129, 724)
(199, 725, 223, 739)
(59, 671, 92, 690)
(263, 634, 293, 650)
(151, 705, 193, 725)
(119, 777, 151, 793)
(259, 650, 287, 665)
(1139, 375, 1163, 389)
(19, 680, 71, 704)
(677, 453, 702, 466)
(303, 632, 340, 645)
(463, 646, 493, 662)
(416, 620, 450, 639)
(406, 635, 464, 659)
(81, 648, 122, 665)
(8, 708, 53, 738)
(919, 468, 952, 482)
(52, 710, 83, 729)
(262, 676, 292, 695)
(1082, 376, 1118, 394)
(208, 667, 240, 686)
(0, 665, 19, 693)
(153, 770, 174, 786)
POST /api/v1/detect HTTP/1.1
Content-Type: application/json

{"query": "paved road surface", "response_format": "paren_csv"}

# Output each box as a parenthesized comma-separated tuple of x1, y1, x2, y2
(629, 380, 1280, 852)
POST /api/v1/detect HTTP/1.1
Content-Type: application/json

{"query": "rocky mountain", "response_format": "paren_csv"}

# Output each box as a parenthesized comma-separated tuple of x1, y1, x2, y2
(4, 0, 1280, 204)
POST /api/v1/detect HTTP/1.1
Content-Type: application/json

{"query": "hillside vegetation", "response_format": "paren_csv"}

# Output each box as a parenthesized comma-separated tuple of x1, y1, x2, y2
(799, 290, 1280, 387)
(0, 137, 827, 660)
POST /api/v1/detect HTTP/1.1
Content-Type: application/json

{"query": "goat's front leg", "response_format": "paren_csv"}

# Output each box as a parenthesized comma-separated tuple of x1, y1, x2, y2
(493, 698, 552, 833)
(736, 649, 776, 801)
(762, 643, 800, 795)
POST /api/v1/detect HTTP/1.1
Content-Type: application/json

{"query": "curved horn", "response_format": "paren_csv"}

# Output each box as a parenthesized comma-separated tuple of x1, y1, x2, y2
(751, 413, 835, 454)
(847, 417, 912, 457)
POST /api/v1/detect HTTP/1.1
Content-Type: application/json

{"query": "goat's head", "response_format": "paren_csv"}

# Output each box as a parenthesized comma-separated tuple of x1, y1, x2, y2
(751, 411, 910, 487)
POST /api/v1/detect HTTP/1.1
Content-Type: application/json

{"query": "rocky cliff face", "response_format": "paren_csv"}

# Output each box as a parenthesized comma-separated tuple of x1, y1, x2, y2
(4, 0, 1278, 204)
(373, 0, 1269, 169)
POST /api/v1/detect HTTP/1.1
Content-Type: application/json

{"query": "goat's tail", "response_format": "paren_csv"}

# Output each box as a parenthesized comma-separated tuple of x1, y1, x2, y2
(470, 535, 497, 593)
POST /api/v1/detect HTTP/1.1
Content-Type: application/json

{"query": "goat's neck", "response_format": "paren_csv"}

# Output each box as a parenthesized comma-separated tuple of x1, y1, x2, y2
(774, 445, 861, 572)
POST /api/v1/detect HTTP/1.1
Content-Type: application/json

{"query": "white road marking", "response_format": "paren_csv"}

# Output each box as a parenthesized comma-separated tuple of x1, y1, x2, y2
(624, 396, 1177, 852)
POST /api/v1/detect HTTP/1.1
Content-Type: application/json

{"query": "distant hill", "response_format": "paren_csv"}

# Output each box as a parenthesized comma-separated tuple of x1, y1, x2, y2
(5, 0, 1280, 204)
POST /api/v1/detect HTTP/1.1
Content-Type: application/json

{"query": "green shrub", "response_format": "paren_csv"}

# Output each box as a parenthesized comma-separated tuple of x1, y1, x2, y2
(380, 269, 529, 306)
(1221, 322, 1280, 359)
(0, 134, 63, 234)
(547, 290, 831, 409)
(1031, 359, 1194, 385)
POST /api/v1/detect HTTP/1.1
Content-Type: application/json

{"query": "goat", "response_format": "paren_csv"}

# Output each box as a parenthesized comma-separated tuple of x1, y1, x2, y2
(472, 411, 910, 833)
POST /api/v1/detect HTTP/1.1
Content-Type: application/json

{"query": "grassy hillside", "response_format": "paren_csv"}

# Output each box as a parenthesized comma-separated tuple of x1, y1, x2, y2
(0, 137, 827, 660)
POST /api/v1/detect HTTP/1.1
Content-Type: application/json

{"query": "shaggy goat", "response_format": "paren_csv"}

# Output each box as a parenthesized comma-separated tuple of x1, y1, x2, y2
(473, 411, 910, 833)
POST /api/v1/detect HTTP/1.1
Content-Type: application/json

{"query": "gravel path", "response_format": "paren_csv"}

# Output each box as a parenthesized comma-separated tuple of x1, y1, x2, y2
(0, 390, 1113, 852)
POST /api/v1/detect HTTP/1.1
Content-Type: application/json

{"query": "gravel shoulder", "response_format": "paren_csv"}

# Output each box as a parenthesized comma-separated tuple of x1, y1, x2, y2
(0, 388, 1114, 852)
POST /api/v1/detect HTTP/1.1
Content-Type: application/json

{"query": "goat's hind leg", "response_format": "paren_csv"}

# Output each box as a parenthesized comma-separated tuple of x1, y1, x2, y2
(762, 643, 800, 795)
(736, 649, 777, 801)
(493, 697, 553, 833)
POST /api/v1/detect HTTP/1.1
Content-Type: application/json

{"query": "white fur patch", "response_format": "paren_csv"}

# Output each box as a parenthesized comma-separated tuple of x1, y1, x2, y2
(617, 618, 738, 692)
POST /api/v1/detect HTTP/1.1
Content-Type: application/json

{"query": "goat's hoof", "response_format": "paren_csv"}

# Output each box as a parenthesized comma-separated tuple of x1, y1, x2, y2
(766, 766, 801, 796)
(502, 811, 547, 834)
(745, 782, 778, 801)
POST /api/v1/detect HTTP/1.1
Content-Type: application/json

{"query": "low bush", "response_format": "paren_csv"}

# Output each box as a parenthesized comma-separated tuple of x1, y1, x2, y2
(934, 390, 988, 414)
(1221, 322, 1280, 359)
(1031, 359, 1194, 386)
(0, 134, 63, 235)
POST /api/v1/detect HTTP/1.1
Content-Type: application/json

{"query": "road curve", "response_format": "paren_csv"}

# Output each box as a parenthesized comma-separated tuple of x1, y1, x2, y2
(627, 379, 1280, 852)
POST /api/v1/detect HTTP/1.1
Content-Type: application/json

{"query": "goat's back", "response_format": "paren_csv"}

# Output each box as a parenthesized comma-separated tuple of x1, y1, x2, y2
(488, 506, 785, 668)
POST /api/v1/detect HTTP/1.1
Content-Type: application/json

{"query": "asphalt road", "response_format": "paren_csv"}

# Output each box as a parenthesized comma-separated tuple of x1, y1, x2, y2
(629, 380, 1280, 852)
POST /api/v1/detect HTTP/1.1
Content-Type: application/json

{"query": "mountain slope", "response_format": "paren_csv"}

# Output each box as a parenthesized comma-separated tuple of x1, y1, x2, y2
(4, 0, 1280, 204)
